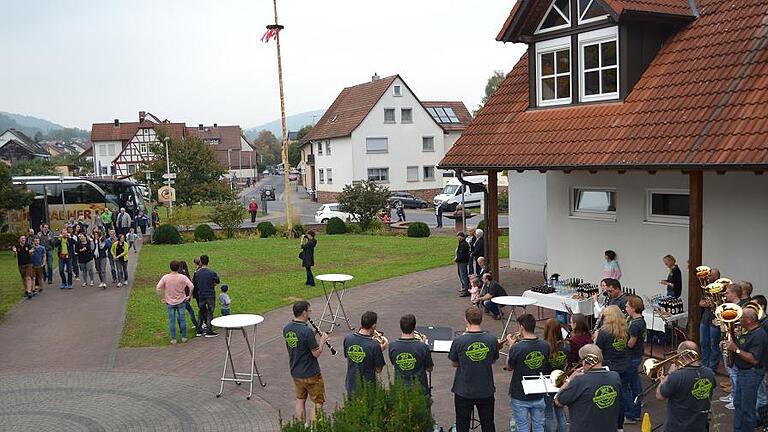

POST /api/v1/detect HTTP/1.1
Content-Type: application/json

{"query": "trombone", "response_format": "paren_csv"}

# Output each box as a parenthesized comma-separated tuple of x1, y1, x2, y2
(635, 349, 700, 402)
(550, 353, 600, 388)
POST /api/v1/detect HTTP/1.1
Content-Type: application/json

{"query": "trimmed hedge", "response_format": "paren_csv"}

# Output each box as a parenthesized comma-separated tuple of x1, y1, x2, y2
(256, 221, 276, 238)
(194, 224, 215, 242)
(406, 222, 431, 238)
(153, 224, 182, 244)
(326, 217, 347, 235)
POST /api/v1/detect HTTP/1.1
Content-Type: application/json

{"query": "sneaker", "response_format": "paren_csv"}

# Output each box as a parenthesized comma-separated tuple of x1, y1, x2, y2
(66, 285, 73, 289)
(458, 292, 470, 297)
(725, 402, 735, 410)
(48, 280, 52, 285)
(170, 339, 177, 344)
(74, 276, 80, 281)
(196, 330, 204, 337)
(719, 395, 733, 403)
(82, 282, 87, 287)
(181, 337, 188, 343)
(117, 282, 122, 287)
(205, 332, 219, 338)
(59, 284, 66, 289)
(624, 418, 639, 424)
(89, 282, 94, 287)
(26, 293, 33, 299)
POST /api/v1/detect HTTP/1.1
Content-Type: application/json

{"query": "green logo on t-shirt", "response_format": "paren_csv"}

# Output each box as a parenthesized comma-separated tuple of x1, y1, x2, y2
(347, 344, 366, 363)
(549, 351, 567, 369)
(691, 378, 713, 400)
(466, 342, 490, 362)
(395, 352, 417, 371)
(612, 338, 628, 351)
(593, 385, 618, 409)
(524, 351, 545, 369)
(285, 331, 298, 348)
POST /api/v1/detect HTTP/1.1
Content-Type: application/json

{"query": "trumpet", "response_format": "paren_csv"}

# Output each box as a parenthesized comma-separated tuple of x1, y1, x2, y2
(413, 330, 429, 344)
(636, 349, 699, 402)
(499, 332, 521, 349)
(373, 330, 388, 345)
(715, 302, 743, 367)
(550, 353, 600, 388)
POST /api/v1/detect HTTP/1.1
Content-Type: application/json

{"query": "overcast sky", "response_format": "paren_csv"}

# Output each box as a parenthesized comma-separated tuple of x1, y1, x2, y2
(1, 0, 525, 130)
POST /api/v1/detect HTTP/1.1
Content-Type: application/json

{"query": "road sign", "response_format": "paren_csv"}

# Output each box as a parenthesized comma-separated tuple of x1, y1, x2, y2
(162, 173, 177, 180)
(158, 186, 176, 203)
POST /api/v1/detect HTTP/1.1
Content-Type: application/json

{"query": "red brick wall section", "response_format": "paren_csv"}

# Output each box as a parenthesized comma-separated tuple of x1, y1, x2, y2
(316, 191, 341, 204)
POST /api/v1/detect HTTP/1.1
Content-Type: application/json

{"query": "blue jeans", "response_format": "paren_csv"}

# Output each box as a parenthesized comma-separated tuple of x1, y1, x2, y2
(699, 322, 721, 371)
(58, 256, 72, 286)
(221, 308, 231, 316)
(108, 256, 117, 282)
(457, 263, 469, 292)
(758, 374, 767, 409)
(544, 396, 567, 432)
(305, 266, 315, 286)
(182, 300, 198, 328)
(623, 356, 643, 420)
(483, 300, 500, 316)
(510, 397, 545, 432)
(734, 368, 764, 432)
(45, 249, 53, 283)
(167, 303, 186, 340)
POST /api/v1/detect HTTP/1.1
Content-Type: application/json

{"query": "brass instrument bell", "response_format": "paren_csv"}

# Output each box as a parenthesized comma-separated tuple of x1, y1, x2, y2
(550, 353, 600, 388)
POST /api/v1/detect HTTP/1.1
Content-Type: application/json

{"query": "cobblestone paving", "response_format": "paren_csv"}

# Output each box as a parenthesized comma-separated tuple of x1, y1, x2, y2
(0, 371, 279, 432)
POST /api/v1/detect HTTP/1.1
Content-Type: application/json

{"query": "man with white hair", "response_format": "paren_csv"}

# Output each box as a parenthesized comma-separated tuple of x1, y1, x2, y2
(472, 228, 485, 275)
(115, 207, 132, 237)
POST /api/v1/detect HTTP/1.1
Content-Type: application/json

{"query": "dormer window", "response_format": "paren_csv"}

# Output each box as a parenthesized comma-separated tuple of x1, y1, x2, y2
(536, 37, 571, 106)
(578, 0, 608, 24)
(536, 0, 570, 33)
(579, 27, 619, 102)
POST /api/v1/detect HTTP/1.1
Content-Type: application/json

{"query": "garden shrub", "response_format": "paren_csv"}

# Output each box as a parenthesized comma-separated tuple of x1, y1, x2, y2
(0, 232, 21, 250)
(325, 217, 347, 235)
(345, 222, 362, 234)
(257, 221, 276, 238)
(407, 222, 430, 238)
(153, 224, 182, 244)
(289, 223, 306, 238)
(210, 201, 245, 239)
(193, 224, 215, 242)
(477, 219, 486, 231)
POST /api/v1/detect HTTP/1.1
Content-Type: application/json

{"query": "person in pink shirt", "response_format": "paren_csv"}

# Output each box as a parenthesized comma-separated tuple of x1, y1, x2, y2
(156, 260, 194, 344)
(600, 249, 622, 280)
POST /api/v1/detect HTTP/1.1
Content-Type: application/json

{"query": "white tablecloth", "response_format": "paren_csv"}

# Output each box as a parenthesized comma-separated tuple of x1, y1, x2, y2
(643, 311, 687, 332)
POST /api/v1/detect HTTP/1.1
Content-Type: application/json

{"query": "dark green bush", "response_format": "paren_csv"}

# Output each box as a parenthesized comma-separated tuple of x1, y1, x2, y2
(210, 201, 245, 239)
(0, 232, 21, 250)
(289, 223, 306, 238)
(326, 217, 347, 235)
(193, 224, 215, 242)
(477, 219, 486, 231)
(406, 222, 430, 238)
(153, 224, 182, 244)
(256, 221, 276, 238)
(345, 222, 363, 234)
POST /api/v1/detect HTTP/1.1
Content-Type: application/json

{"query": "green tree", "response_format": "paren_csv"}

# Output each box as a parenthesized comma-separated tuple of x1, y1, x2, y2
(141, 131, 232, 206)
(287, 124, 314, 168)
(296, 124, 313, 141)
(9, 158, 55, 176)
(252, 130, 280, 168)
(210, 201, 245, 238)
(476, 70, 507, 113)
(337, 180, 389, 231)
(0, 163, 34, 211)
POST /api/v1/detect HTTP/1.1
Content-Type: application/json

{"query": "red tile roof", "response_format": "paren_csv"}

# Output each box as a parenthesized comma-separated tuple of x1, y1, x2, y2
(187, 125, 256, 168)
(422, 101, 474, 132)
(442, 0, 768, 171)
(303, 75, 399, 141)
(90, 120, 186, 142)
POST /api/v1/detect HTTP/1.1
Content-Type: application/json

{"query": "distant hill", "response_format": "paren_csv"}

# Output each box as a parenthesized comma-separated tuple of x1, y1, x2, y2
(244, 109, 324, 140)
(1, 112, 64, 133)
(0, 111, 89, 140)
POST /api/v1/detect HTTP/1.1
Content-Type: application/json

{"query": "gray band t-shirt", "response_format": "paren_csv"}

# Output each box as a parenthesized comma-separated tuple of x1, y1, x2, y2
(555, 369, 622, 432)
(343, 332, 385, 395)
(507, 338, 550, 400)
(659, 366, 715, 432)
(388, 338, 434, 394)
(283, 320, 321, 379)
(448, 331, 500, 399)
(628, 317, 646, 357)
(595, 331, 629, 373)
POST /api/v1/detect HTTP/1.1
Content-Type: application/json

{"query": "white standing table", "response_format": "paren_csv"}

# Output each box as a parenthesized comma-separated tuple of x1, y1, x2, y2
(211, 314, 266, 400)
(316, 274, 355, 334)
(492, 296, 537, 355)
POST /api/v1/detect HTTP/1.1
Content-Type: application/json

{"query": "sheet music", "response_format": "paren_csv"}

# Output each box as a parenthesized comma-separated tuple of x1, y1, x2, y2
(522, 375, 558, 394)
(561, 328, 569, 339)
(432, 340, 453, 353)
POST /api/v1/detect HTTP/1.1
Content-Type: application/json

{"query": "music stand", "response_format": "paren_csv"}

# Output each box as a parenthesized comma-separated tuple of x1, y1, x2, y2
(416, 325, 452, 392)
(316, 273, 354, 333)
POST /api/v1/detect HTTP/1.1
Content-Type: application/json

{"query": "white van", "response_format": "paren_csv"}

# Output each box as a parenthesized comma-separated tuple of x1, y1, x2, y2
(433, 175, 487, 210)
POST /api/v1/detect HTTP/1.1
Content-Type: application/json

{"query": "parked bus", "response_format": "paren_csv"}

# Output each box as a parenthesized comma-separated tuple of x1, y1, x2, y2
(4, 176, 148, 233)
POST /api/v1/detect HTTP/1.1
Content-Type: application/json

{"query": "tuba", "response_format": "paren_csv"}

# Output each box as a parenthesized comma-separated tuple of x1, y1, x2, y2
(744, 300, 766, 320)
(550, 353, 600, 388)
(715, 303, 743, 367)
(704, 278, 730, 311)
(696, 266, 711, 289)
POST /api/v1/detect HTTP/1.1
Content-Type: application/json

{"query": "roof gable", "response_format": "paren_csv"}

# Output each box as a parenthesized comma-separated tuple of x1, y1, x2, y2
(0, 129, 50, 156)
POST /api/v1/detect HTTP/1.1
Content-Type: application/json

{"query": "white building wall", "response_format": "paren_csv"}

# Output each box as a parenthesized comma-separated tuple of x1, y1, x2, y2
(314, 137, 352, 193)
(507, 172, 548, 269)
(92, 141, 121, 176)
(541, 171, 768, 303)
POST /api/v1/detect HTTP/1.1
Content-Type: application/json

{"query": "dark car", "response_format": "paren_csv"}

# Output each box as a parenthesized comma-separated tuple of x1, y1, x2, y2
(260, 185, 276, 201)
(388, 192, 428, 209)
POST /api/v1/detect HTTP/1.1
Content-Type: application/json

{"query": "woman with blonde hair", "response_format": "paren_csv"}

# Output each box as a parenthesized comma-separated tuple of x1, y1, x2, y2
(594, 305, 630, 428)
(543, 318, 569, 432)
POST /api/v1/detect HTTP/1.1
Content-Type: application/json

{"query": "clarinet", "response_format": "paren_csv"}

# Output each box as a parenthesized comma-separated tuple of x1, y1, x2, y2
(308, 318, 337, 355)
(592, 293, 610, 333)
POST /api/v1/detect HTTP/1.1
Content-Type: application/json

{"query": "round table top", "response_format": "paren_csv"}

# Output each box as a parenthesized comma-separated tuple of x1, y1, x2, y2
(316, 274, 354, 282)
(211, 314, 264, 329)
(492, 295, 538, 307)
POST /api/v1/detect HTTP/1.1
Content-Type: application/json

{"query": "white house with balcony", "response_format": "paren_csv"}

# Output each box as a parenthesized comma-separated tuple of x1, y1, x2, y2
(302, 74, 472, 203)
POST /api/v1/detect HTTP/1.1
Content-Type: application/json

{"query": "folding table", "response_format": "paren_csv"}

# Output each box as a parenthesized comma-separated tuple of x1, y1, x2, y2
(316, 273, 355, 334)
(211, 314, 266, 400)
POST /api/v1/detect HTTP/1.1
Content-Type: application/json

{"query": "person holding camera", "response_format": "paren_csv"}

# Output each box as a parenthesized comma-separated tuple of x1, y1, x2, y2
(300, 231, 317, 286)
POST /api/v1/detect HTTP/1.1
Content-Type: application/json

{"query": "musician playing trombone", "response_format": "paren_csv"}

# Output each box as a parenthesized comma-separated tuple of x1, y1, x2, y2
(388, 314, 434, 395)
(283, 300, 331, 422)
(655, 341, 716, 432)
(554, 344, 621, 432)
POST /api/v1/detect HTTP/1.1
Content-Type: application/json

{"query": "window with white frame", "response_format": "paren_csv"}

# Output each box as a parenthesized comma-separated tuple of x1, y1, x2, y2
(536, 36, 571, 106)
(571, 187, 616, 220)
(317, 141, 323, 155)
(580, 27, 619, 102)
(401, 108, 413, 123)
(393, 85, 402, 97)
(536, 0, 571, 33)
(139, 142, 148, 154)
(407, 166, 419, 182)
(325, 140, 331, 155)
(318, 168, 325, 184)
(367, 167, 389, 182)
(366, 137, 388, 154)
(384, 108, 396, 123)
(128, 164, 137, 174)
(423, 166, 435, 181)
(326, 168, 333, 184)
(578, 0, 608, 23)
(108, 143, 116, 156)
(422, 136, 435, 152)
(646, 189, 689, 224)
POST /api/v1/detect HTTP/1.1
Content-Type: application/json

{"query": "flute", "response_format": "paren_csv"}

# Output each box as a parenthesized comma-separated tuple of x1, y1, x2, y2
(308, 318, 336, 355)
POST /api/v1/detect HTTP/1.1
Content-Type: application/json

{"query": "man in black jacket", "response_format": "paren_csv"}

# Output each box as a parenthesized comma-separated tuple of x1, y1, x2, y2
(193, 254, 220, 337)
(472, 229, 485, 275)
(456, 232, 471, 297)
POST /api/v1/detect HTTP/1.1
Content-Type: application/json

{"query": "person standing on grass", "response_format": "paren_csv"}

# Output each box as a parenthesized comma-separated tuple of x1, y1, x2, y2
(39, 223, 55, 285)
(93, 231, 109, 289)
(156, 260, 194, 344)
(456, 232, 471, 297)
(12, 235, 35, 299)
(77, 234, 96, 287)
(111, 233, 129, 286)
(151, 208, 161, 230)
(248, 198, 259, 223)
(178, 260, 198, 330)
(300, 231, 317, 287)
(193, 254, 220, 338)
(30, 237, 46, 294)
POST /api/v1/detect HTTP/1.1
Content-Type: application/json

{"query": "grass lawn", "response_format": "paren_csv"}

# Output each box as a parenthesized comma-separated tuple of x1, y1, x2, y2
(0, 251, 21, 322)
(123, 234, 509, 347)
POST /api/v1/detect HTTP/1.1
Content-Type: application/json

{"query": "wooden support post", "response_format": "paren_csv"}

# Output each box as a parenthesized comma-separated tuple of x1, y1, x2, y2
(688, 171, 703, 343)
(486, 171, 500, 278)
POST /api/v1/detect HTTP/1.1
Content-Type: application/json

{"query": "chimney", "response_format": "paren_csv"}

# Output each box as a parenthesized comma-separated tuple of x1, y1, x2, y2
(198, 124, 204, 130)
(372, 72, 380, 82)
(114, 119, 120, 127)
(139, 111, 146, 122)
(213, 123, 217, 128)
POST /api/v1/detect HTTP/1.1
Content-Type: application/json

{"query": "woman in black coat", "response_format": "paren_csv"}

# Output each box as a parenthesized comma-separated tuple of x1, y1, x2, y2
(300, 230, 317, 286)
